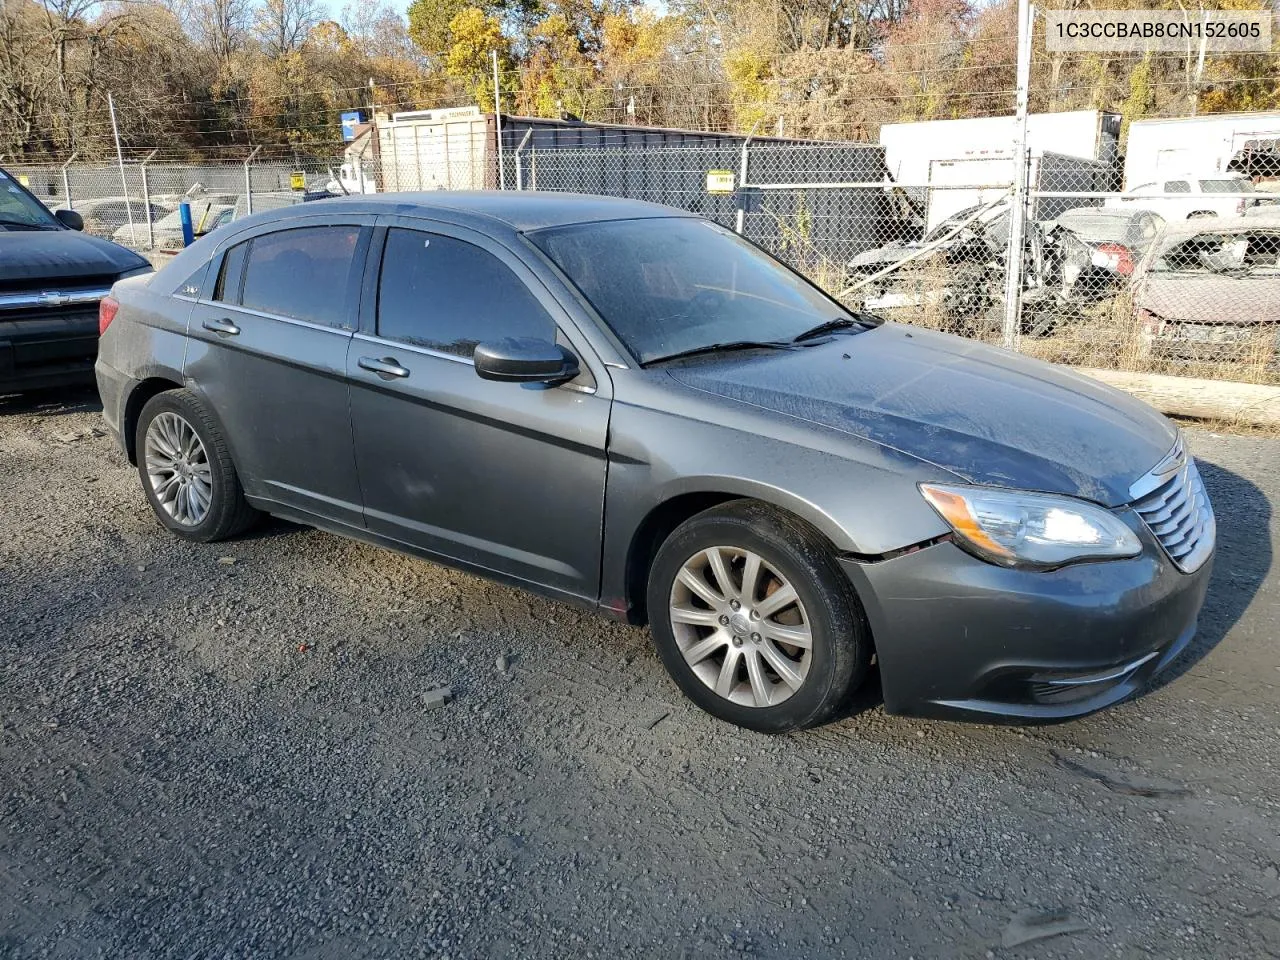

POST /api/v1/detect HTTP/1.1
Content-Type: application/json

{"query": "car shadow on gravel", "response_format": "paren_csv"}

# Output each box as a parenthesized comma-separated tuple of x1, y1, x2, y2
(0, 384, 101, 417)
(1145, 458, 1272, 693)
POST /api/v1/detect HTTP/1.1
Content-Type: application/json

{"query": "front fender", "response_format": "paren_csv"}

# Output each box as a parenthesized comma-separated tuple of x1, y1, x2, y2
(599, 382, 953, 613)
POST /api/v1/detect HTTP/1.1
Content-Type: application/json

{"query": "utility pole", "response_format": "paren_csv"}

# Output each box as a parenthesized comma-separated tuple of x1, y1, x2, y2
(493, 51, 506, 190)
(1001, 0, 1033, 351)
(108, 93, 136, 244)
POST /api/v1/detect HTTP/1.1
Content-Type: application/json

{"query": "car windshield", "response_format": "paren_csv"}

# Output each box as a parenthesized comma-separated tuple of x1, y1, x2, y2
(1152, 230, 1280, 275)
(528, 217, 863, 364)
(1057, 210, 1164, 246)
(0, 171, 60, 229)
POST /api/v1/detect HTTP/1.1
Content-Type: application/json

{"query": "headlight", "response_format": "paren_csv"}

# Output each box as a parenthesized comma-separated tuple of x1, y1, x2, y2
(919, 483, 1142, 569)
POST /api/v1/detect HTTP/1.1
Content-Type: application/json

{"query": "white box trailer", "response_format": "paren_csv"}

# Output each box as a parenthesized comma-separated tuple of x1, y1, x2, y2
(1123, 112, 1280, 187)
(879, 110, 1120, 187)
(375, 106, 497, 192)
(922, 152, 1112, 232)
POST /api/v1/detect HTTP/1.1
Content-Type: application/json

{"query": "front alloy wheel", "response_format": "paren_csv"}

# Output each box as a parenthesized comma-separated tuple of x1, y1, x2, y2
(670, 546, 812, 708)
(648, 500, 871, 733)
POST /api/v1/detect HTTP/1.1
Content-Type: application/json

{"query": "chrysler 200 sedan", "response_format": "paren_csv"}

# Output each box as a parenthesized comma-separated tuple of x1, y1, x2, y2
(95, 193, 1215, 732)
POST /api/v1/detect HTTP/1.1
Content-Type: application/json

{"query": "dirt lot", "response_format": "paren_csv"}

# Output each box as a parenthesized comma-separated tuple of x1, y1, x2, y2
(1, 387, 1278, 960)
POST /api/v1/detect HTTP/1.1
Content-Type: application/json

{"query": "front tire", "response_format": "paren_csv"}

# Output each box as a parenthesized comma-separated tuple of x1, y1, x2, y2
(647, 501, 871, 733)
(135, 389, 258, 542)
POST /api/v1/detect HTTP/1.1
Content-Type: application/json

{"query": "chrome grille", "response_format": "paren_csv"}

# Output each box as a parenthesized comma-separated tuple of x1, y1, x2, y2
(1129, 438, 1215, 574)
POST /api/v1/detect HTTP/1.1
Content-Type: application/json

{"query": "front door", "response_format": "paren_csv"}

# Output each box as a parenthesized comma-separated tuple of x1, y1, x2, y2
(347, 219, 611, 602)
(185, 219, 372, 528)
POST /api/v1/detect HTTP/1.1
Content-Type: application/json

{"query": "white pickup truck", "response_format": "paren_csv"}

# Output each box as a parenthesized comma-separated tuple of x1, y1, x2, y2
(1105, 175, 1261, 220)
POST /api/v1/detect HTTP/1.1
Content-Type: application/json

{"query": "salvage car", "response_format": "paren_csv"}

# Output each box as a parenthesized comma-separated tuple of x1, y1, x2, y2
(845, 201, 1055, 336)
(97, 194, 1214, 732)
(1050, 207, 1165, 304)
(0, 166, 151, 394)
(1133, 213, 1280, 369)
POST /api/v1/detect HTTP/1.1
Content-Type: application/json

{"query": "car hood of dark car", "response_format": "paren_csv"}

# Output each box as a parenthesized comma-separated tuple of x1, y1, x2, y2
(666, 324, 1177, 507)
(0, 229, 148, 284)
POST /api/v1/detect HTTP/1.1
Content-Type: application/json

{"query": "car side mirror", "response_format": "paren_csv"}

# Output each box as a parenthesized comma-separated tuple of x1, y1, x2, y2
(55, 209, 84, 231)
(473, 338, 580, 384)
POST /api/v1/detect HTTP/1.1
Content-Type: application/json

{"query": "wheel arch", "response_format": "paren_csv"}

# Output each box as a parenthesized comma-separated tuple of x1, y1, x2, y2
(620, 484, 852, 627)
(122, 375, 184, 465)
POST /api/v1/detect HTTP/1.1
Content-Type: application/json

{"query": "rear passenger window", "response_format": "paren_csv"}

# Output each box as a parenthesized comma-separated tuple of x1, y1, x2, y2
(377, 228, 555, 358)
(237, 226, 362, 328)
(1163, 180, 1191, 193)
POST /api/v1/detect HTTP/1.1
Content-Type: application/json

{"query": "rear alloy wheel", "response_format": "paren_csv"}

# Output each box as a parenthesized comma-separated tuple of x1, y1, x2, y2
(145, 411, 213, 526)
(648, 501, 871, 733)
(135, 389, 258, 542)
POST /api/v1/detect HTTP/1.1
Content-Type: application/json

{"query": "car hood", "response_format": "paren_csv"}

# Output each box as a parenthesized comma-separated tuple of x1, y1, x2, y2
(666, 324, 1177, 507)
(0, 229, 148, 284)
(1137, 274, 1280, 325)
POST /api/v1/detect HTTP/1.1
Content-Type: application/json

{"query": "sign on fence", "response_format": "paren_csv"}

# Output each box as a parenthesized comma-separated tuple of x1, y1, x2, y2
(706, 170, 735, 194)
(289, 171, 307, 191)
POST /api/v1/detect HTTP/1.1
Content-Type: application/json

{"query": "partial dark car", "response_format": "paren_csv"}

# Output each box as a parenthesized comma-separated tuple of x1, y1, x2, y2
(97, 193, 1214, 732)
(1134, 213, 1280, 369)
(845, 201, 1056, 336)
(0, 166, 151, 394)
(1050, 207, 1165, 304)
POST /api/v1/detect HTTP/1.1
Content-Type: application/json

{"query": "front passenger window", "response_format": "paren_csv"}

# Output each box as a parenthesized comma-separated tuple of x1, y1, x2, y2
(377, 228, 556, 358)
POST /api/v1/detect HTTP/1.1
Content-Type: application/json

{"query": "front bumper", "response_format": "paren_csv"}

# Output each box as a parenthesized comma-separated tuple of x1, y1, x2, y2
(841, 526, 1213, 722)
(0, 310, 98, 393)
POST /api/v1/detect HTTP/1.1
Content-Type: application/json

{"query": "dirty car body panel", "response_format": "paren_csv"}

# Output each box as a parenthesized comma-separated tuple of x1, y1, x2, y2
(97, 192, 1215, 724)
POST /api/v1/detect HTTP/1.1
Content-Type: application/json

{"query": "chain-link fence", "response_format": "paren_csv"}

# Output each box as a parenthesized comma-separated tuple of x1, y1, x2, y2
(5, 156, 348, 256)
(9, 139, 1278, 387)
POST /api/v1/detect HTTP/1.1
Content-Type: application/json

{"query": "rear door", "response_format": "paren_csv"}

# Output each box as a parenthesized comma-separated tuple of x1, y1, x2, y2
(185, 217, 373, 528)
(346, 217, 611, 602)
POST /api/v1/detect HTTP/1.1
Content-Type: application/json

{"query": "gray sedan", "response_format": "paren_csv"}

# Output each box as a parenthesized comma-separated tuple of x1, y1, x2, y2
(94, 193, 1215, 732)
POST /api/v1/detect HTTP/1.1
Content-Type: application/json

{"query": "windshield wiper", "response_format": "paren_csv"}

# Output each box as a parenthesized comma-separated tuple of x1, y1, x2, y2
(642, 339, 796, 366)
(792, 315, 876, 343)
(0, 218, 55, 231)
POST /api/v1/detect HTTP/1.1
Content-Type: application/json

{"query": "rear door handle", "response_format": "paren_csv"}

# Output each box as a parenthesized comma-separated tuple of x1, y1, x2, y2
(202, 318, 240, 337)
(358, 356, 410, 380)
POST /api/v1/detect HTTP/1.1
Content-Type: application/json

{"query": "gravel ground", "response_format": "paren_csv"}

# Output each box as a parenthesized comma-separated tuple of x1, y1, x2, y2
(1, 387, 1278, 960)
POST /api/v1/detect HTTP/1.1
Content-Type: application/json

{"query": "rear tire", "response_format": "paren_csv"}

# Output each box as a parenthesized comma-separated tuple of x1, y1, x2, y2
(135, 389, 258, 542)
(646, 500, 871, 733)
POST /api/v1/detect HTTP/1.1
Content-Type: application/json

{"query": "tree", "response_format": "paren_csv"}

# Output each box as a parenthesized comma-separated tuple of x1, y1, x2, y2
(255, 0, 321, 56)
(406, 0, 470, 59)
(186, 0, 252, 63)
(444, 6, 514, 108)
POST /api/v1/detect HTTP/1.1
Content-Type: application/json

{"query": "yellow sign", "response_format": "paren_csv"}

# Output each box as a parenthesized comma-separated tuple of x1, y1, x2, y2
(290, 171, 306, 191)
(706, 170, 735, 195)
(17, 174, 30, 187)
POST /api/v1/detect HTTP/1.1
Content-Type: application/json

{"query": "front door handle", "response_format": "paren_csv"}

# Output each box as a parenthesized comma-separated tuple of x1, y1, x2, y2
(358, 356, 410, 380)
(202, 317, 241, 337)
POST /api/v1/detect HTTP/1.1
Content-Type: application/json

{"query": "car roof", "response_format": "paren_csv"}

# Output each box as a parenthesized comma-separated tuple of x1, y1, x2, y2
(244, 191, 696, 234)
